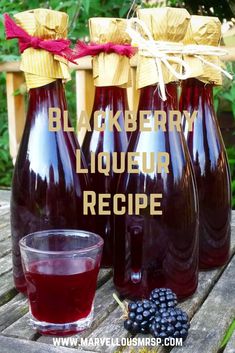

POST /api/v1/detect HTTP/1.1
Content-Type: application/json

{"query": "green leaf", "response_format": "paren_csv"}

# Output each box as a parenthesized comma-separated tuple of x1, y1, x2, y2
(232, 102, 235, 120)
(83, 0, 90, 14)
(214, 97, 219, 113)
(222, 92, 234, 102)
(119, 4, 131, 17)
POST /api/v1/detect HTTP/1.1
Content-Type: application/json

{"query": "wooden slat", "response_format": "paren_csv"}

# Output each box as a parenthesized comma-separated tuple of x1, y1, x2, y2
(232, 212, 235, 227)
(0, 62, 21, 72)
(0, 271, 17, 306)
(1, 43, 235, 75)
(2, 313, 35, 341)
(0, 190, 10, 202)
(0, 335, 93, 353)
(224, 330, 235, 353)
(0, 207, 10, 217)
(6, 72, 26, 163)
(76, 69, 95, 146)
(0, 214, 11, 231)
(170, 255, 235, 353)
(0, 255, 12, 276)
(0, 294, 28, 332)
(80, 307, 129, 353)
(97, 269, 112, 288)
(0, 237, 11, 258)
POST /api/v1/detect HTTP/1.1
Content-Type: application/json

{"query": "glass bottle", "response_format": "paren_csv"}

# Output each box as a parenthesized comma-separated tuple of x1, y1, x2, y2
(114, 83, 199, 299)
(180, 78, 231, 268)
(8, 9, 93, 293)
(11, 80, 93, 294)
(81, 18, 130, 267)
(82, 87, 128, 268)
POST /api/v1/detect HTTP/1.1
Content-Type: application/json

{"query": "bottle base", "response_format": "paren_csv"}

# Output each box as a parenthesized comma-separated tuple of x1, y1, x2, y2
(199, 254, 230, 270)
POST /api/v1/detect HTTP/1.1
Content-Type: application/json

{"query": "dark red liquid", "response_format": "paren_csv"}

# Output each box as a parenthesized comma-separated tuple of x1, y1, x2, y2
(25, 258, 99, 326)
(113, 83, 199, 299)
(180, 78, 231, 269)
(82, 86, 128, 267)
(11, 80, 94, 293)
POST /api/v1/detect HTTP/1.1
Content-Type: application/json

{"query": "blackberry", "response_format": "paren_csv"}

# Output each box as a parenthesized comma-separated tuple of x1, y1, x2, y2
(149, 288, 177, 310)
(149, 307, 190, 343)
(124, 299, 157, 334)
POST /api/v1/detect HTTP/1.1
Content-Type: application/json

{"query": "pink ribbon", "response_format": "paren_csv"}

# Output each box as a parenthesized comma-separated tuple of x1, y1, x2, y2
(4, 14, 76, 63)
(74, 40, 137, 59)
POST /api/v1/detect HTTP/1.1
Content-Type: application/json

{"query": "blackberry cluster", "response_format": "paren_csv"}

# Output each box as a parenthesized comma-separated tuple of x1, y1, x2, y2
(149, 307, 190, 341)
(149, 288, 177, 310)
(123, 288, 190, 344)
(124, 300, 157, 334)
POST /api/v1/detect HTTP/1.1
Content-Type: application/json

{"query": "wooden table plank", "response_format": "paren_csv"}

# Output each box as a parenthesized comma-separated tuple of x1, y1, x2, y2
(2, 313, 35, 341)
(0, 189, 11, 203)
(0, 294, 28, 332)
(0, 226, 11, 242)
(0, 237, 11, 258)
(224, 330, 235, 353)
(0, 271, 17, 306)
(0, 255, 12, 276)
(170, 255, 235, 353)
(0, 335, 96, 353)
(80, 307, 129, 353)
(0, 215, 11, 231)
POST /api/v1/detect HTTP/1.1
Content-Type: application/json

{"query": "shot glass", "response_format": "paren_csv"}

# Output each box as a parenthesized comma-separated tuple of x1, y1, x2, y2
(19, 229, 103, 335)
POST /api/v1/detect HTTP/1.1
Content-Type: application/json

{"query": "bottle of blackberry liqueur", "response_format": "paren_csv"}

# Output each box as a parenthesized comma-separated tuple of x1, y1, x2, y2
(114, 7, 199, 300)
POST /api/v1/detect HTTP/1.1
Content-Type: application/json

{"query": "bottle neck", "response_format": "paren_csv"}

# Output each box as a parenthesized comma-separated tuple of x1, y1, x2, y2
(180, 78, 214, 109)
(138, 82, 178, 111)
(93, 86, 127, 111)
(27, 80, 67, 115)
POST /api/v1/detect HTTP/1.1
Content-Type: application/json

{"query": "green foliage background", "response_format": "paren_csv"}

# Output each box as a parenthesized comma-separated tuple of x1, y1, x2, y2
(0, 0, 235, 209)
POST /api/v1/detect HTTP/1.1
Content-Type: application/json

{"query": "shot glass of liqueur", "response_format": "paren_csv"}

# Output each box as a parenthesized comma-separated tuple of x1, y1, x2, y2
(19, 230, 103, 335)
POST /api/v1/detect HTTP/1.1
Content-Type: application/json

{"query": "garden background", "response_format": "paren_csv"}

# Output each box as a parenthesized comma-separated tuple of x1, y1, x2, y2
(0, 0, 235, 208)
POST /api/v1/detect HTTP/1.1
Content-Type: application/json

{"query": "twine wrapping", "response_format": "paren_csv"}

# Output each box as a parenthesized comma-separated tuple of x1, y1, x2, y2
(126, 17, 233, 100)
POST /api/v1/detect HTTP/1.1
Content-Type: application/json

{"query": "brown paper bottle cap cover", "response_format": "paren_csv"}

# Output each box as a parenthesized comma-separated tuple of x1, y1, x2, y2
(89, 17, 132, 87)
(184, 15, 223, 85)
(135, 7, 191, 89)
(14, 9, 70, 89)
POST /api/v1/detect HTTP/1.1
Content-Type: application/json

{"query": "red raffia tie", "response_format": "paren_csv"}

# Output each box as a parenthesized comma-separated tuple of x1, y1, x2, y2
(3, 14, 76, 63)
(74, 40, 137, 59)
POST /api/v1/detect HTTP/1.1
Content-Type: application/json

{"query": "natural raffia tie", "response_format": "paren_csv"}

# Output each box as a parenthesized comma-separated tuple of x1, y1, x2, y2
(4, 14, 76, 63)
(126, 18, 233, 101)
(126, 17, 192, 101)
(74, 40, 137, 59)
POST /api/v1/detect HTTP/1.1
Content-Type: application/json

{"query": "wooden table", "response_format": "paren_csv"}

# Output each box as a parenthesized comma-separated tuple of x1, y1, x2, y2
(0, 189, 235, 353)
